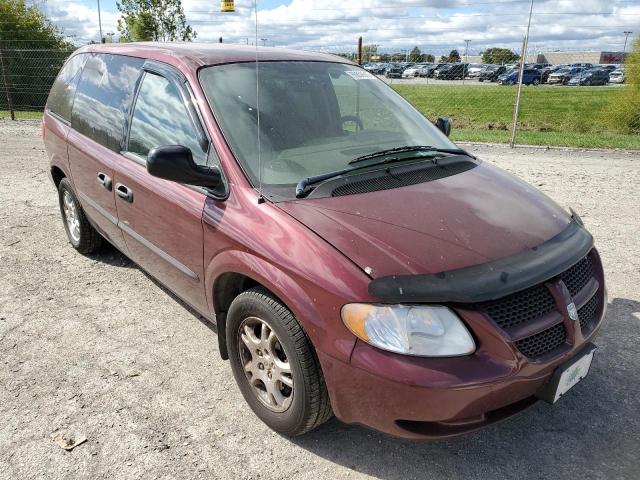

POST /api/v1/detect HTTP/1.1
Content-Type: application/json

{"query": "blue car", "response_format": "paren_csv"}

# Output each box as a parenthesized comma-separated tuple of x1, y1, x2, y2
(497, 68, 542, 85)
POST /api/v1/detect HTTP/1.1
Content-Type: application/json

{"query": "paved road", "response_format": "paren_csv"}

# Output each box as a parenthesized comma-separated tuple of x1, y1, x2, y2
(1, 121, 639, 479)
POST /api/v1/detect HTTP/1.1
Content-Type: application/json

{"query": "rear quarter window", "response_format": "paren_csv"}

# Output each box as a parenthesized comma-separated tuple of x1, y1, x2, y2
(71, 53, 143, 151)
(46, 54, 87, 121)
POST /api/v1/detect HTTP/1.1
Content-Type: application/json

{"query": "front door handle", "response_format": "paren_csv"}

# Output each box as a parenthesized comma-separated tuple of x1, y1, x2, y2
(97, 172, 112, 191)
(115, 183, 133, 203)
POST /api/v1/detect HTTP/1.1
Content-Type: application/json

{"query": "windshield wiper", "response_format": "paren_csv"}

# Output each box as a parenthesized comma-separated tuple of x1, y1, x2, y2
(349, 145, 473, 165)
(295, 145, 474, 198)
(295, 155, 432, 199)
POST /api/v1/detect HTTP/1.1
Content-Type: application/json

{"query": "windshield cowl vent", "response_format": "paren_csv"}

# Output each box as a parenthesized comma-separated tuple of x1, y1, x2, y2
(330, 159, 477, 197)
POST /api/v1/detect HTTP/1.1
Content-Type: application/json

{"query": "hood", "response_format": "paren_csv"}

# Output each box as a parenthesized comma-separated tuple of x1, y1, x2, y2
(277, 161, 570, 278)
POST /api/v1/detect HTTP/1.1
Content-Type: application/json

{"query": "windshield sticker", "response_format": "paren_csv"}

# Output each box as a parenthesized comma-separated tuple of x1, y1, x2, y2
(345, 70, 376, 80)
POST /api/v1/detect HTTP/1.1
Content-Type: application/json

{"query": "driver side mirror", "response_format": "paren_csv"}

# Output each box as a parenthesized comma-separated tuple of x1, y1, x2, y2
(435, 117, 452, 137)
(147, 145, 221, 188)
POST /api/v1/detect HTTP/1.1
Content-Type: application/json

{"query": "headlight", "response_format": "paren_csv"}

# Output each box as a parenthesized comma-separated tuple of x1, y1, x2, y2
(341, 304, 475, 357)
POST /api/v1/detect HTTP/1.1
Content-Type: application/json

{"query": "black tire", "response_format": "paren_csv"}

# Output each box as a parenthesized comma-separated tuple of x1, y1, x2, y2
(226, 287, 332, 436)
(58, 178, 102, 254)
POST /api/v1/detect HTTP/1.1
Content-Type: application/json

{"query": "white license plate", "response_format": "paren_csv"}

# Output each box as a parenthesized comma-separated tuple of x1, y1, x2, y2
(551, 348, 595, 402)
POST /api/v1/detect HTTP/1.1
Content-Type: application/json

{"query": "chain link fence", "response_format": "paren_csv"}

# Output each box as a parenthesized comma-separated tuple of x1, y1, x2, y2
(0, 48, 74, 119)
(372, 46, 638, 150)
(0, 45, 637, 149)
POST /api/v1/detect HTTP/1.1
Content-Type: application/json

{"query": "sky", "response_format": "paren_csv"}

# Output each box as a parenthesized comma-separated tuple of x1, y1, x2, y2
(32, 0, 640, 55)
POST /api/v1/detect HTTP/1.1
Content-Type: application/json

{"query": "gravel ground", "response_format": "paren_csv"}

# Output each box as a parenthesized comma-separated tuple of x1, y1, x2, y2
(1, 120, 639, 480)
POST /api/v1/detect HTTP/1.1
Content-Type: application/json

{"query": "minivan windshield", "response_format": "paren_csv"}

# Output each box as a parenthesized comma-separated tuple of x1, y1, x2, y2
(199, 62, 456, 195)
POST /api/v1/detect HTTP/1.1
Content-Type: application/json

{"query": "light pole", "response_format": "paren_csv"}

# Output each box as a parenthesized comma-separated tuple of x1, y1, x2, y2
(260, 38, 268, 47)
(97, 0, 103, 43)
(510, 0, 534, 148)
(623, 31, 632, 54)
(463, 39, 470, 84)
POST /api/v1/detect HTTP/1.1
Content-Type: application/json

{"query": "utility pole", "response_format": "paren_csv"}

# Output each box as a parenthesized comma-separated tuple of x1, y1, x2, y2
(357, 36, 363, 65)
(510, 0, 534, 148)
(623, 31, 632, 54)
(463, 39, 470, 84)
(97, 0, 103, 43)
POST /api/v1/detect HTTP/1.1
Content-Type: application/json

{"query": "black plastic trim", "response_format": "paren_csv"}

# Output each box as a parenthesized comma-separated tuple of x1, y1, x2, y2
(368, 217, 593, 304)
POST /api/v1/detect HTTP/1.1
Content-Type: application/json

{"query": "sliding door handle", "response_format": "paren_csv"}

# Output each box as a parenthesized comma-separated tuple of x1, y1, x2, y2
(115, 183, 133, 203)
(97, 172, 112, 191)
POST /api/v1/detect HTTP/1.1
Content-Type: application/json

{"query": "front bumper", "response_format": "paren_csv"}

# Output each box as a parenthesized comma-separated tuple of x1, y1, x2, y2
(321, 244, 606, 439)
(321, 313, 604, 439)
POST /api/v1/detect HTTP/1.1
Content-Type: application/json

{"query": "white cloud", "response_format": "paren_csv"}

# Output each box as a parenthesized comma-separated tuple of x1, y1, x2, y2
(37, 0, 638, 55)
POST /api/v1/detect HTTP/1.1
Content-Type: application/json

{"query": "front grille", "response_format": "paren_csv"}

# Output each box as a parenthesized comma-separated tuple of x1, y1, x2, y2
(473, 283, 556, 329)
(468, 250, 599, 359)
(560, 254, 594, 297)
(578, 293, 599, 332)
(515, 323, 566, 358)
(331, 160, 476, 197)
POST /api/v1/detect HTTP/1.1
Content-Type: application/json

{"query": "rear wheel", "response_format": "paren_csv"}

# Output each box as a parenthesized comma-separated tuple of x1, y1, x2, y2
(533, 78, 540, 85)
(226, 287, 332, 436)
(58, 178, 102, 254)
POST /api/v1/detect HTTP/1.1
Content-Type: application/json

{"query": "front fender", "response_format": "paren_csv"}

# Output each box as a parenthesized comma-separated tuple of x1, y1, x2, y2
(204, 249, 357, 364)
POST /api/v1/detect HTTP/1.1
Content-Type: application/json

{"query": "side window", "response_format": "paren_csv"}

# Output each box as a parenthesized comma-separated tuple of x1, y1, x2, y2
(72, 54, 144, 151)
(126, 72, 206, 165)
(46, 54, 87, 121)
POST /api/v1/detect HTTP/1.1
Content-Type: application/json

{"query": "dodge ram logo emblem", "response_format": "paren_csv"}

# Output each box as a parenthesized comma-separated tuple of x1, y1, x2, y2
(567, 302, 578, 321)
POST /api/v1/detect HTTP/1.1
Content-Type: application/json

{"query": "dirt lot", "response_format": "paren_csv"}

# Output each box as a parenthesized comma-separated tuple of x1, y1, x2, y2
(1, 120, 639, 480)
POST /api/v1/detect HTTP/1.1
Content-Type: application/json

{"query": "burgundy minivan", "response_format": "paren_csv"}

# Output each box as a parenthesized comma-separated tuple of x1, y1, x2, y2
(43, 43, 606, 439)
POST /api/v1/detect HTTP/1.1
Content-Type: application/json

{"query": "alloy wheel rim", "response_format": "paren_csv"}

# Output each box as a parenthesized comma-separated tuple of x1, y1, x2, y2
(238, 316, 294, 412)
(62, 191, 80, 242)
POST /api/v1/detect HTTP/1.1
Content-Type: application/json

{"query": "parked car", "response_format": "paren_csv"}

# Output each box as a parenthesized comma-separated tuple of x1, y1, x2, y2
(571, 63, 594, 69)
(44, 43, 607, 440)
(597, 64, 619, 73)
(567, 68, 610, 86)
(364, 63, 387, 75)
(498, 68, 542, 85)
(548, 67, 585, 85)
(402, 63, 431, 78)
(433, 63, 469, 79)
(478, 65, 509, 82)
(609, 68, 625, 84)
(428, 63, 448, 78)
(385, 63, 405, 78)
(465, 63, 484, 77)
(540, 65, 565, 83)
(417, 64, 438, 77)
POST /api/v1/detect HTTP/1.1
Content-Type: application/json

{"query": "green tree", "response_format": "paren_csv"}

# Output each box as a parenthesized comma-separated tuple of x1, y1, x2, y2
(0, 0, 72, 49)
(481, 47, 519, 64)
(0, 0, 74, 115)
(408, 46, 421, 63)
(362, 44, 378, 63)
(439, 49, 461, 63)
(422, 53, 435, 63)
(117, 0, 197, 42)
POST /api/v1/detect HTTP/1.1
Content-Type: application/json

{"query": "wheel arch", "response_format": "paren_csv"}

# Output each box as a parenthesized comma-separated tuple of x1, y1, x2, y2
(50, 164, 68, 189)
(206, 250, 334, 362)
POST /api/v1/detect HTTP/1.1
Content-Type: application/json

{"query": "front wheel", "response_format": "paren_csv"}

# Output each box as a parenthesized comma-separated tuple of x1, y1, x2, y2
(533, 78, 540, 85)
(226, 287, 332, 436)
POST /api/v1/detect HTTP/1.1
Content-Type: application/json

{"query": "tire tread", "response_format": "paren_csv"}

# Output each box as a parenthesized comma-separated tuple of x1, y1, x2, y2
(230, 286, 333, 435)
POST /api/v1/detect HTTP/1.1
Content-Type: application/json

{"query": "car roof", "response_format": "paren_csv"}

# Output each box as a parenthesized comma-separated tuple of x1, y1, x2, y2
(75, 42, 353, 71)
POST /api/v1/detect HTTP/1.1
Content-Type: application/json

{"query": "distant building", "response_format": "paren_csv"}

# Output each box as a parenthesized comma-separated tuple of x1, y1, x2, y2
(527, 51, 627, 65)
